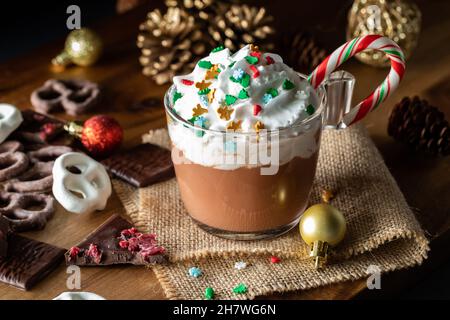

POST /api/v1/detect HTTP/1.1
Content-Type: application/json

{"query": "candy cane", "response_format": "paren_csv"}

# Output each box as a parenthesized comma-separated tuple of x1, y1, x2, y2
(308, 35, 406, 126)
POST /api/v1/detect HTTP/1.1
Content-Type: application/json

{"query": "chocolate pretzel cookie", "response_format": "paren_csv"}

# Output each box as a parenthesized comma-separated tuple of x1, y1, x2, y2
(4, 162, 54, 193)
(0, 152, 29, 182)
(31, 79, 100, 116)
(0, 192, 54, 232)
(0, 141, 22, 154)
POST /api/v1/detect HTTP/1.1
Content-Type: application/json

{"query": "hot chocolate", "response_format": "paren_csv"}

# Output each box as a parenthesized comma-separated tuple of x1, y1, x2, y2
(173, 148, 320, 236)
(165, 44, 324, 239)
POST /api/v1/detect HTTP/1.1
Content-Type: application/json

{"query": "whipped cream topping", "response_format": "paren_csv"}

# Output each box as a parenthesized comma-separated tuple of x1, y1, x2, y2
(171, 45, 318, 132)
(167, 45, 322, 170)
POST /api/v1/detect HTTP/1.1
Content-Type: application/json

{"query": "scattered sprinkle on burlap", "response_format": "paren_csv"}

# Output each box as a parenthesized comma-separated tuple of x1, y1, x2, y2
(113, 125, 429, 299)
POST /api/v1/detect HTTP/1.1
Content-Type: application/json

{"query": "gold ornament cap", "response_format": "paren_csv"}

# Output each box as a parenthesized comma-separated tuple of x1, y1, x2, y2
(309, 240, 329, 269)
(64, 121, 83, 138)
(52, 28, 103, 68)
(299, 203, 346, 269)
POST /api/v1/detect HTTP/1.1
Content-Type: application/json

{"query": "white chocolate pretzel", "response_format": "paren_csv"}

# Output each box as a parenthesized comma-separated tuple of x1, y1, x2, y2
(52, 152, 112, 214)
(0, 104, 23, 144)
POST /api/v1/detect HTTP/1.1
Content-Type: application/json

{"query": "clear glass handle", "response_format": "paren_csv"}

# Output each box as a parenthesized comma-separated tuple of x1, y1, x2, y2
(321, 71, 355, 130)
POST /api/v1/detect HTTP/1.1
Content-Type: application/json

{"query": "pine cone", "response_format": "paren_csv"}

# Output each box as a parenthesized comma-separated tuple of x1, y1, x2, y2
(279, 31, 328, 74)
(207, 3, 275, 52)
(165, 0, 238, 21)
(137, 7, 213, 85)
(388, 96, 449, 156)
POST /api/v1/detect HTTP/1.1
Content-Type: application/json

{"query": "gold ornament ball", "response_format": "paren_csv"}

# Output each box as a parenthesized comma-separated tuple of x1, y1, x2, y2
(52, 28, 103, 68)
(299, 204, 346, 247)
(347, 0, 421, 67)
(299, 204, 346, 268)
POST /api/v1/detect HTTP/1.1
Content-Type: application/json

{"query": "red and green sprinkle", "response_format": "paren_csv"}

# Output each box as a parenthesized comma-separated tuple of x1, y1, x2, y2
(211, 45, 225, 53)
(181, 79, 194, 86)
(266, 88, 278, 98)
(198, 60, 213, 69)
(250, 51, 262, 59)
(205, 287, 215, 300)
(270, 255, 281, 264)
(198, 88, 211, 95)
(240, 73, 251, 87)
(245, 55, 259, 65)
(230, 71, 250, 88)
(233, 283, 248, 294)
(225, 94, 238, 106)
(249, 65, 260, 78)
(173, 91, 183, 104)
(253, 104, 262, 116)
(238, 89, 249, 99)
(282, 79, 295, 90)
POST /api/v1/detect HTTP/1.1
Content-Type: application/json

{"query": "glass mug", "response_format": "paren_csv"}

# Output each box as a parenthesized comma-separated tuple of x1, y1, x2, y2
(163, 36, 405, 240)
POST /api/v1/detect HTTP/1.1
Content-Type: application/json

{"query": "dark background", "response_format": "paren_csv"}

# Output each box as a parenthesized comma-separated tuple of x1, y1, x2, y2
(0, 0, 116, 62)
(0, 0, 448, 300)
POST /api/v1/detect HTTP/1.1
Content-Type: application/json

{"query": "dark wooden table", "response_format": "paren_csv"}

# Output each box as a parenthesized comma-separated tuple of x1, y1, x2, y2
(0, 0, 448, 299)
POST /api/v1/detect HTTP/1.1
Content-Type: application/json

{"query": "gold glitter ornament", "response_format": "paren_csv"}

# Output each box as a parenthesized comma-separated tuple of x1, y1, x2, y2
(192, 104, 208, 117)
(347, 0, 421, 67)
(52, 28, 103, 68)
(299, 204, 346, 269)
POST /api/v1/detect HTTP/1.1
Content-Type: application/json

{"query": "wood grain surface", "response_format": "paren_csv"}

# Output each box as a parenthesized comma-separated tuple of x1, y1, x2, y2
(0, 0, 448, 299)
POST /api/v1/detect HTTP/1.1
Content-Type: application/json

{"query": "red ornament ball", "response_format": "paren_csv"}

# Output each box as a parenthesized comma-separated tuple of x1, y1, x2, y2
(81, 115, 123, 158)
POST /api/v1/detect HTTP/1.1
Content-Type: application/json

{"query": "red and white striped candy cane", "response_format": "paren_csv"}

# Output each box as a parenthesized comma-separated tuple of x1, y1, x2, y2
(308, 35, 406, 126)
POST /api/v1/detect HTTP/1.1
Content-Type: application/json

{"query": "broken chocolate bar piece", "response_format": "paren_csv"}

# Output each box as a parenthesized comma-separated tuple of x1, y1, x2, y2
(0, 234, 65, 290)
(66, 214, 165, 266)
(101, 143, 174, 188)
(0, 216, 9, 258)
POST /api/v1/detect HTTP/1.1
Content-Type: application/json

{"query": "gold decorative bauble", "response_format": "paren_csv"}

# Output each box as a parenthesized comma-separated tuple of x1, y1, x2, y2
(52, 28, 103, 68)
(347, 0, 421, 67)
(299, 204, 346, 268)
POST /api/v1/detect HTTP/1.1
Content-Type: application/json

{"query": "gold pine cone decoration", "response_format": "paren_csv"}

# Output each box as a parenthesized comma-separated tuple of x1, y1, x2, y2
(208, 3, 275, 52)
(165, 0, 239, 20)
(137, 7, 213, 85)
(279, 31, 328, 74)
(347, 0, 421, 67)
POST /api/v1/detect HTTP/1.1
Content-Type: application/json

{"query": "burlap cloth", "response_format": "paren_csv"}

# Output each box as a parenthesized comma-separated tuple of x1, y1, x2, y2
(113, 124, 429, 299)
